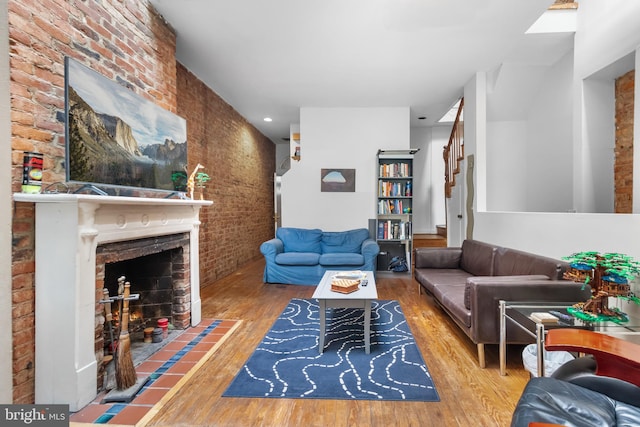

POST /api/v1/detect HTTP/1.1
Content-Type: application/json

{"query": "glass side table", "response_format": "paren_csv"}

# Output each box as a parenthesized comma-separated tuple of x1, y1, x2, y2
(499, 300, 640, 376)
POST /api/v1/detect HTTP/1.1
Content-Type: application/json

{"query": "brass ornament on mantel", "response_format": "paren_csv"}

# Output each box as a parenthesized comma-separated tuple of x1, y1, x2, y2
(186, 163, 210, 200)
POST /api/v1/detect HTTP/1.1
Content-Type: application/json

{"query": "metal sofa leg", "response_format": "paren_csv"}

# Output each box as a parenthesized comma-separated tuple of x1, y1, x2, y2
(478, 343, 486, 368)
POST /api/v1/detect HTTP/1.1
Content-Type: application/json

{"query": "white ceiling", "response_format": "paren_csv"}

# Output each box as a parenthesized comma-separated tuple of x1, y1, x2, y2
(150, 0, 561, 144)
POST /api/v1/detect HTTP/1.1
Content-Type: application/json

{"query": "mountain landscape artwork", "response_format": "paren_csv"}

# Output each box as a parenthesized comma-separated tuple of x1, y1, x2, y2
(65, 57, 187, 192)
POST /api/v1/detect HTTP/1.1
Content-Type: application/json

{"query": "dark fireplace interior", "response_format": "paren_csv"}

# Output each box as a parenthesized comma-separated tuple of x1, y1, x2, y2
(94, 233, 191, 391)
(104, 250, 177, 334)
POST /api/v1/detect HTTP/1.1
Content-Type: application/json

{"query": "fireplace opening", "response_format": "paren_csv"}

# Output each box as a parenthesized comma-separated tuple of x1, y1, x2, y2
(95, 233, 191, 391)
(104, 250, 177, 333)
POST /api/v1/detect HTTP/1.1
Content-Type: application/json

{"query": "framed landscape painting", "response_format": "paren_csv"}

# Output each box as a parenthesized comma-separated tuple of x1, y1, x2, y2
(321, 168, 356, 192)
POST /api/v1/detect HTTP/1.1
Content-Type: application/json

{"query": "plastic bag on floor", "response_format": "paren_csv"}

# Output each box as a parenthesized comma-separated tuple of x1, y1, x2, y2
(388, 256, 408, 272)
(522, 343, 574, 377)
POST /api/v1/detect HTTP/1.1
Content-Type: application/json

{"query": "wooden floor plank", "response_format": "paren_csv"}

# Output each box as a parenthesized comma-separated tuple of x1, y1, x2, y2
(146, 258, 529, 427)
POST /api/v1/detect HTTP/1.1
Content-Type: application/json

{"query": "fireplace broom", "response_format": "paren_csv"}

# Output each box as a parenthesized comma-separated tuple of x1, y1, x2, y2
(116, 282, 137, 389)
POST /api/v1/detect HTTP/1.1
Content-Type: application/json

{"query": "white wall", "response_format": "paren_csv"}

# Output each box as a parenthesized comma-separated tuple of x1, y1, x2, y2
(280, 107, 410, 231)
(486, 121, 527, 211)
(469, 1, 640, 269)
(411, 126, 446, 234)
(580, 77, 615, 212)
(526, 50, 574, 212)
(573, 1, 640, 79)
(486, 49, 574, 212)
(275, 140, 291, 176)
(0, 0, 12, 402)
(573, 0, 640, 213)
(474, 212, 640, 261)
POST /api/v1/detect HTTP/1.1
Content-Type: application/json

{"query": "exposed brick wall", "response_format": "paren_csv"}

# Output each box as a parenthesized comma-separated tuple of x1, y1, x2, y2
(177, 64, 275, 284)
(9, 0, 274, 404)
(9, 0, 179, 404)
(615, 70, 634, 213)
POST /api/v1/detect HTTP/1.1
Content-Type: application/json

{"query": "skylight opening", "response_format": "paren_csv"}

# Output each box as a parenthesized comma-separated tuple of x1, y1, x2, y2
(438, 99, 462, 123)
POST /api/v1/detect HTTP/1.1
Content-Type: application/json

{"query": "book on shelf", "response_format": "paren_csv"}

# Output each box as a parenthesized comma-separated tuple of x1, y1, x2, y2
(377, 221, 385, 239)
(376, 220, 410, 240)
(529, 312, 559, 324)
(379, 162, 411, 178)
(378, 181, 408, 197)
(378, 199, 410, 215)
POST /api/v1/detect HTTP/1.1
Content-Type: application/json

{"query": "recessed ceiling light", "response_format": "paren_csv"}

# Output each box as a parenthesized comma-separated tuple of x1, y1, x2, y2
(263, 117, 273, 122)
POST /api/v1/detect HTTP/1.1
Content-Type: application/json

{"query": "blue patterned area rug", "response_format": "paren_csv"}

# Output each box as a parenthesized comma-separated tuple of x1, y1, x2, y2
(222, 298, 439, 401)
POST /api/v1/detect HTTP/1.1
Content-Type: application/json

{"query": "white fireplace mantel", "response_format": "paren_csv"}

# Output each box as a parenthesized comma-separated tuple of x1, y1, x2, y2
(13, 193, 212, 411)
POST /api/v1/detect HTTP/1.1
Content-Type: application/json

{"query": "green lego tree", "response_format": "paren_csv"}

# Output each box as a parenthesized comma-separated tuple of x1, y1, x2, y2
(562, 251, 640, 320)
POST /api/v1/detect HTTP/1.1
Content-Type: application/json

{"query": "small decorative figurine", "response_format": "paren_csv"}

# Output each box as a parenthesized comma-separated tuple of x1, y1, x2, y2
(186, 163, 204, 200)
(194, 172, 211, 199)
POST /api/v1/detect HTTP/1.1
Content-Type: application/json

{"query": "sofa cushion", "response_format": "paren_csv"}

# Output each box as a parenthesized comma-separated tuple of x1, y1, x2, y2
(276, 227, 323, 253)
(275, 252, 320, 266)
(459, 240, 497, 276)
(415, 268, 474, 295)
(431, 283, 471, 328)
(321, 228, 370, 254)
(494, 247, 566, 279)
(414, 247, 462, 269)
(319, 253, 365, 266)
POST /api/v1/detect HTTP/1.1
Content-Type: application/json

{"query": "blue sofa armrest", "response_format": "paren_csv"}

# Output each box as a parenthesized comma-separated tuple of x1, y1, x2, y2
(361, 239, 380, 261)
(260, 238, 284, 261)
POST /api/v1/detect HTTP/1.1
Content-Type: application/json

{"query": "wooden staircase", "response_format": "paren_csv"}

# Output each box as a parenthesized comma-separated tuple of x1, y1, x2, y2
(413, 232, 446, 249)
(444, 98, 464, 199)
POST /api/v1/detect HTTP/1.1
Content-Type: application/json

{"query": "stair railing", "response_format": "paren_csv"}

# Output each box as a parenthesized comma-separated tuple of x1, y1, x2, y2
(444, 98, 464, 198)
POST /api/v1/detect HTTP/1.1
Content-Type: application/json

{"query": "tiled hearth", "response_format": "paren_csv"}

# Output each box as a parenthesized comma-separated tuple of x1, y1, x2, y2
(71, 318, 240, 426)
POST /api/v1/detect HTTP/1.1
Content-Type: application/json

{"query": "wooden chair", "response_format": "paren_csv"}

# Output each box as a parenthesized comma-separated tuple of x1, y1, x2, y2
(545, 328, 640, 388)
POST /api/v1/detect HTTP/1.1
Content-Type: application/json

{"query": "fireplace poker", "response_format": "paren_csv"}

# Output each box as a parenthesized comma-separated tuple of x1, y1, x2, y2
(115, 276, 125, 336)
(102, 288, 117, 359)
(101, 288, 118, 390)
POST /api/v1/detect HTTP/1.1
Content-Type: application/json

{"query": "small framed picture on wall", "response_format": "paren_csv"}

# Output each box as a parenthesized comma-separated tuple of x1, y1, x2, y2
(321, 168, 355, 192)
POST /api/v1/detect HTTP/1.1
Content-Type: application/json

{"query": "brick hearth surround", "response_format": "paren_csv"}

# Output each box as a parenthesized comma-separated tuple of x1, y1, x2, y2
(9, 0, 274, 406)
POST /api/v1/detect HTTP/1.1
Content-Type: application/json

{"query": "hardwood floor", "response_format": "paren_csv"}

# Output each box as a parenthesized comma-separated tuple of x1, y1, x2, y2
(146, 259, 530, 427)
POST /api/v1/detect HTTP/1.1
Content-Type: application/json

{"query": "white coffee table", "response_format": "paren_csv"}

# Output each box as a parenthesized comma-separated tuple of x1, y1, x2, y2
(312, 270, 378, 354)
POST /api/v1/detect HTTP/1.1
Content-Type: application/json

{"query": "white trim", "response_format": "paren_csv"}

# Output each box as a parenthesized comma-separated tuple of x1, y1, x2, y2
(0, 0, 12, 404)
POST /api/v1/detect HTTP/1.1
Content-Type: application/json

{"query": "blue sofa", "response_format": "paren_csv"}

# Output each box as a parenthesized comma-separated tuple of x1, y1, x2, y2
(260, 227, 380, 285)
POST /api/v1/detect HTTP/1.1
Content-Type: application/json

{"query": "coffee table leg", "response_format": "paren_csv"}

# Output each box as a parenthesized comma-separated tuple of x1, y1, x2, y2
(319, 299, 326, 354)
(364, 300, 371, 354)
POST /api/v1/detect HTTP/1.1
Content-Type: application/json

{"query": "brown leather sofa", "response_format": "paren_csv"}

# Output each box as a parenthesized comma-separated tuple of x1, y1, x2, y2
(414, 239, 592, 367)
